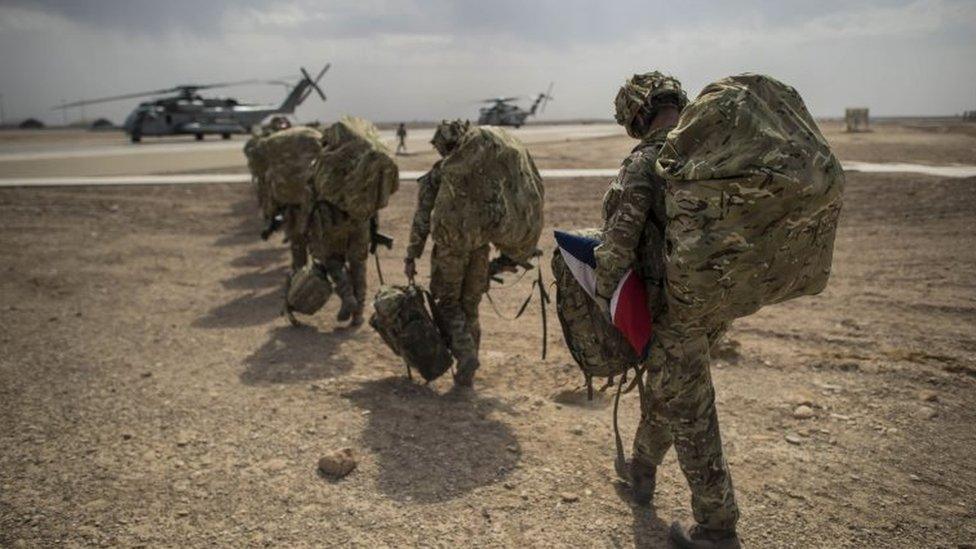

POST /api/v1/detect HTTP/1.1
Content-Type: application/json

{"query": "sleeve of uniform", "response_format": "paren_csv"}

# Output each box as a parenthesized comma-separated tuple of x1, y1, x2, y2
(594, 152, 655, 300)
(406, 167, 439, 260)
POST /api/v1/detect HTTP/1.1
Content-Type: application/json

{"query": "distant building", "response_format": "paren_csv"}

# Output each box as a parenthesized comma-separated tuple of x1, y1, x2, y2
(18, 118, 45, 129)
(845, 108, 870, 132)
(963, 111, 976, 122)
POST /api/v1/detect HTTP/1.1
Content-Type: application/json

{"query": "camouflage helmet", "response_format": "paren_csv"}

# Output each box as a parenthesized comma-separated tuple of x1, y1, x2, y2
(431, 119, 470, 156)
(262, 115, 292, 135)
(614, 72, 688, 137)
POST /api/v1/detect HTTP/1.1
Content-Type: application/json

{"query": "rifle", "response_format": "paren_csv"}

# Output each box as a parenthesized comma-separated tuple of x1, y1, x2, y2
(261, 211, 284, 241)
(369, 216, 394, 285)
(488, 249, 542, 278)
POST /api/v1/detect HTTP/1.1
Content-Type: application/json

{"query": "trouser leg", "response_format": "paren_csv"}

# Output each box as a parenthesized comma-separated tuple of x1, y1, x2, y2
(459, 245, 489, 355)
(430, 246, 477, 364)
(654, 323, 738, 531)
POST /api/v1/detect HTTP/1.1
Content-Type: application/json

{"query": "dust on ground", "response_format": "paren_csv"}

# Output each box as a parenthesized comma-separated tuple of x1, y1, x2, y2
(1, 121, 975, 547)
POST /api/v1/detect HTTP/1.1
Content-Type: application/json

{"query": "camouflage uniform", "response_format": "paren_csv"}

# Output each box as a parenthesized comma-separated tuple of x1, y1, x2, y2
(594, 72, 739, 532)
(406, 121, 484, 373)
(307, 201, 369, 320)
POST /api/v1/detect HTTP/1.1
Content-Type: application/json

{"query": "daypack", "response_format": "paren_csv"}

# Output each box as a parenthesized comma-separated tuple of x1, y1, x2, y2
(286, 261, 333, 316)
(432, 126, 544, 262)
(656, 73, 844, 327)
(260, 127, 322, 206)
(370, 285, 453, 382)
(312, 117, 399, 221)
(552, 228, 640, 390)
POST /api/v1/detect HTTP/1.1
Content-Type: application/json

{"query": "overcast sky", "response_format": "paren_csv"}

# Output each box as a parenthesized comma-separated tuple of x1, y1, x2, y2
(1, 0, 974, 125)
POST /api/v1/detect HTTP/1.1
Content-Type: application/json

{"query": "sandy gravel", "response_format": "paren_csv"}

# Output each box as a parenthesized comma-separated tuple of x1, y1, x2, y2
(1, 122, 975, 547)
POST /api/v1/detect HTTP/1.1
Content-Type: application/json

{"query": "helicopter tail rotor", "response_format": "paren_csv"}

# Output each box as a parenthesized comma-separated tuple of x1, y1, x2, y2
(299, 63, 330, 103)
(539, 82, 554, 113)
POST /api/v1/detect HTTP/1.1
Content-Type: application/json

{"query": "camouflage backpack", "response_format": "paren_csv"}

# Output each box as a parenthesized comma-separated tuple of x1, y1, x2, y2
(312, 116, 399, 221)
(656, 73, 844, 326)
(369, 285, 453, 382)
(433, 126, 544, 262)
(260, 126, 322, 206)
(552, 228, 640, 393)
(286, 261, 333, 316)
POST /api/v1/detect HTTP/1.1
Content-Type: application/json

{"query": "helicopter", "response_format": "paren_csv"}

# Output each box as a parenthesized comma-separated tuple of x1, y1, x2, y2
(476, 83, 553, 128)
(54, 64, 330, 143)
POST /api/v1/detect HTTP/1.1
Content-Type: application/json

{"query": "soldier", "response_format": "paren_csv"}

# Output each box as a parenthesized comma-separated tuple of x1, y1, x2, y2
(306, 203, 369, 326)
(303, 117, 399, 328)
(403, 120, 512, 387)
(244, 118, 317, 272)
(395, 123, 408, 155)
(594, 73, 742, 548)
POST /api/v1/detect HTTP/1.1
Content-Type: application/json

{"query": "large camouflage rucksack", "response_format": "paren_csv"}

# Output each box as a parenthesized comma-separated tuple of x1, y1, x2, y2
(552, 228, 640, 392)
(260, 126, 322, 206)
(312, 117, 399, 221)
(433, 126, 544, 262)
(369, 285, 453, 382)
(656, 73, 844, 327)
(244, 134, 274, 217)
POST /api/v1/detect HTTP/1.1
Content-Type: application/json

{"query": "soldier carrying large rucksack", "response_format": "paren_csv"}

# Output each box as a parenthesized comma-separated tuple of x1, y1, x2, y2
(285, 116, 399, 327)
(553, 72, 843, 548)
(382, 120, 544, 388)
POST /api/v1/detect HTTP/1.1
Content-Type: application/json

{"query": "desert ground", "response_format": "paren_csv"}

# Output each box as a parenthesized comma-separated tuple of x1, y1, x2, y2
(1, 119, 975, 547)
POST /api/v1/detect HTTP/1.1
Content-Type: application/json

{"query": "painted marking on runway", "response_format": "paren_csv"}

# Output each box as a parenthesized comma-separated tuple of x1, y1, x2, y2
(2, 163, 974, 187)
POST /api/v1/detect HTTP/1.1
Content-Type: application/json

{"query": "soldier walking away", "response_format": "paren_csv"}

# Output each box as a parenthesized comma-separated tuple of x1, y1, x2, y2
(301, 116, 400, 327)
(595, 72, 741, 548)
(395, 123, 408, 155)
(244, 119, 320, 272)
(404, 120, 533, 388)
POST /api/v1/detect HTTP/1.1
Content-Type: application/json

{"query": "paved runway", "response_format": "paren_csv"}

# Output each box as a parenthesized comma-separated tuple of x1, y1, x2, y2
(2, 163, 974, 188)
(0, 124, 624, 179)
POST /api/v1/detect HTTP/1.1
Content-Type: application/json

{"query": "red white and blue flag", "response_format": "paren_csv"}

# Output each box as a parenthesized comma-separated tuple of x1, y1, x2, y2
(554, 230, 653, 357)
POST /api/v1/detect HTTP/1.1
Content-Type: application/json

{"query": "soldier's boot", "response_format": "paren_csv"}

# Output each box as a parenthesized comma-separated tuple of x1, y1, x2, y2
(348, 260, 367, 327)
(350, 304, 365, 327)
(453, 355, 479, 388)
(630, 457, 657, 506)
(324, 258, 357, 323)
(669, 522, 741, 549)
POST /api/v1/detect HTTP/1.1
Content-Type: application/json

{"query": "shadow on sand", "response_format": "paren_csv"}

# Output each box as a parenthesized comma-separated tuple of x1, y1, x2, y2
(220, 265, 289, 291)
(240, 324, 353, 384)
(229, 247, 286, 269)
(611, 481, 670, 548)
(343, 377, 521, 504)
(193, 289, 284, 328)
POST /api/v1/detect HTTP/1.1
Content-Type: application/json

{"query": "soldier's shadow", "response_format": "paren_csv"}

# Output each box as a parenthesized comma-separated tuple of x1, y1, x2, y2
(608, 481, 670, 547)
(343, 377, 521, 504)
(220, 265, 289, 291)
(193, 289, 283, 328)
(240, 325, 353, 384)
(214, 199, 263, 247)
(229, 247, 286, 269)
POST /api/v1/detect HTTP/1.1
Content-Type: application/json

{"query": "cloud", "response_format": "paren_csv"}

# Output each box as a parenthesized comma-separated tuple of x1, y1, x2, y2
(0, 0, 973, 125)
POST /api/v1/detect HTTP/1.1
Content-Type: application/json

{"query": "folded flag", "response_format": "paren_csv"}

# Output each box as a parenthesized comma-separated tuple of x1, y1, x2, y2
(554, 230, 652, 357)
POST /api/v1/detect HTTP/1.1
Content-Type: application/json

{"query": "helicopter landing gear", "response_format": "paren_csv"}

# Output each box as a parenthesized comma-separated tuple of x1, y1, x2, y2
(195, 133, 204, 141)
(130, 133, 142, 143)
(221, 133, 231, 140)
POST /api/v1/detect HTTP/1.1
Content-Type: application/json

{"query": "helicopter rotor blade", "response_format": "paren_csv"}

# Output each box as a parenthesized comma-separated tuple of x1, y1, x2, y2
(189, 79, 265, 91)
(54, 87, 179, 109)
(301, 66, 327, 102)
